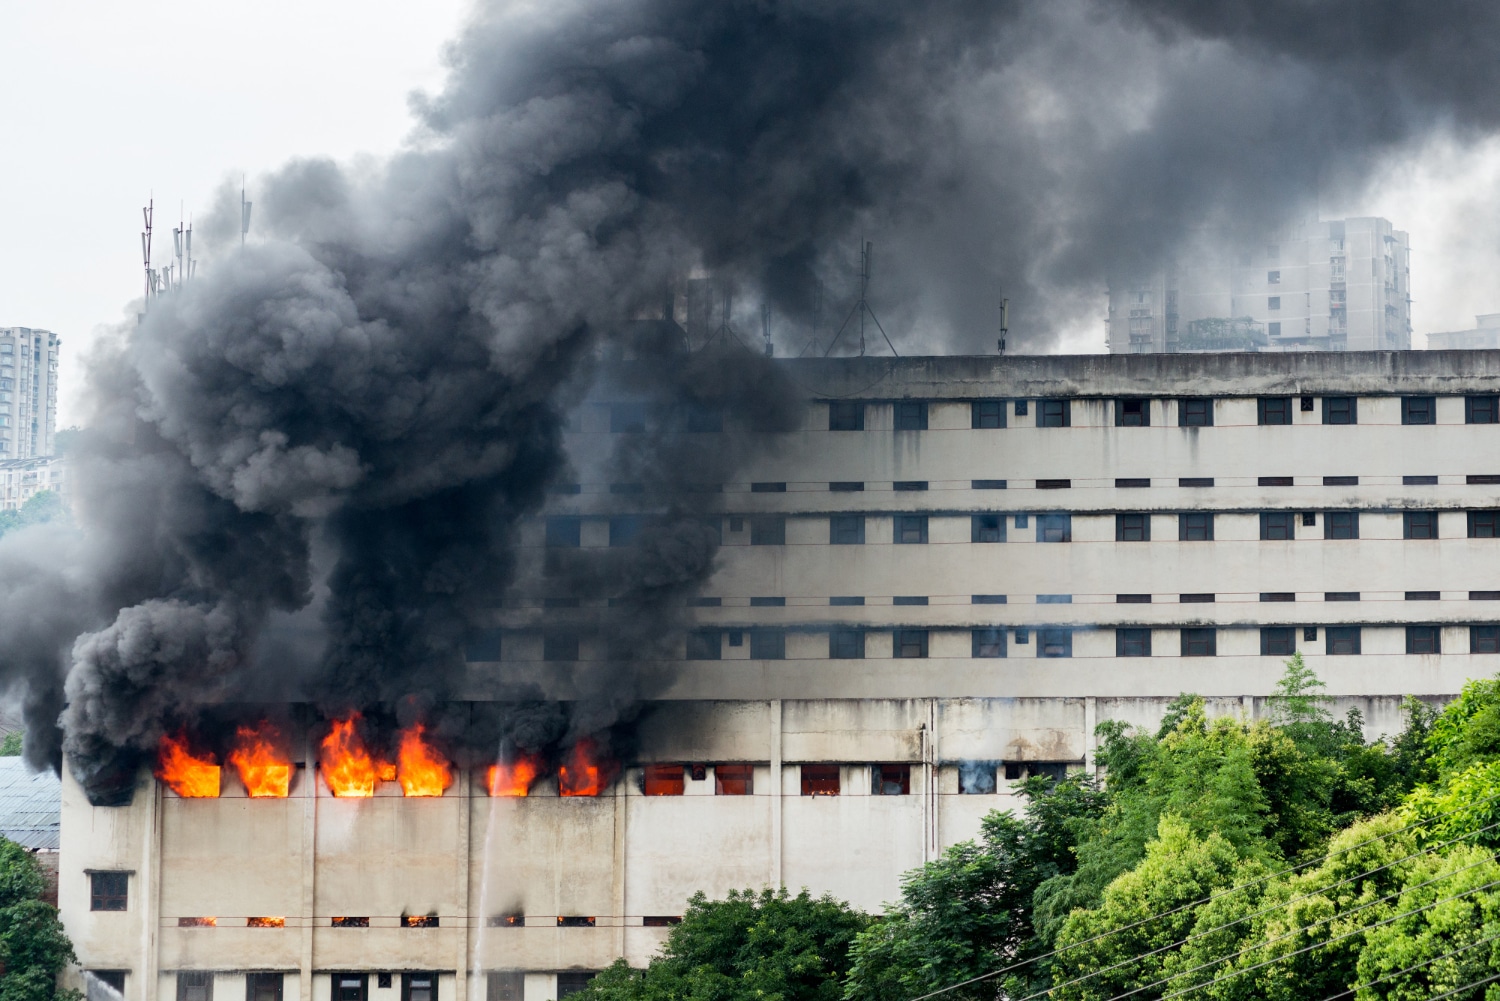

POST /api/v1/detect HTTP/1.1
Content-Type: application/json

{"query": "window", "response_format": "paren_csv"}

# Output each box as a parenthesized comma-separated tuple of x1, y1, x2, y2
(1261, 627, 1296, 656)
(751, 482, 786, 493)
(89, 872, 128, 912)
(1405, 512, 1439, 539)
(487, 973, 524, 1001)
(88, 973, 127, 1001)
(1403, 397, 1435, 425)
(610, 403, 646, 433)
(1036, 514, 1072, 543)
(682, 404, 722, 433)
(714, 764, 753, 795)
(177, 973, 213, 1001)
(801, 764, 840, 796)
(972, 479, 1007, 489)
(1267, 270, 1281, 284)
(973, 594, 1007, 604)
(1038, 628, 1072, 658)
(972, 515, 1006, 543)
(402, 976, 436, 1001)
(543, 633, 579, 662)
(1036, 479, 1071, 490)
(643, 764, 685, 796)
(872, 764, 911, 795)
(1406, 626, 1441, 655)
(1258, 397, 1293, 425)
(1327, 626, 1362, 655)
(1323, 397, 1357, 425)
(1014, 400, 1028, 416)
(959, 763, 997, 793)
(1181, 628, 1217, 657)
(894, 515, 929, 544)
(1039, 399, 1070, 427)
(1324, 476, 1358, 486)
(830, 514, 865, 545)
(972, 400, 1006, 428)
(750, 516, 785, 545)
(1325, 512, 1359, 539)
(686, 630, 720, 660)
(829, 482, 864, 492)
(895, 401, 928, 430)
(1116, 628, 1151, 657)
(829, 401, 864, 431)
(609, 515, 642, 546)
(1181, 593, 1214, 603)
(893, 481, 928, 492)
(895, 630, 929, 658)
(1468, 396, 1500, 424)
(1405, 475, 1439, 486)
(546, 517, 581, 548)
(557, 974, 597, 999)
(829, 628, 865, 659)
(1407, 591, 1440, 601)
(1471, 511, 1500, 538)
(893, 596, 928, 606)
(1178, 512, 1214, 541)
(1473, 626, 1500, 654)
(1116, 514, 1150, 541)
(830, 596, 865, 606)
(1116, 399, 1150, 427)
(1260, 513, 1296, 540)
(1116, 478, 1150, 488)
(749, 629, 785, 660)
(643, 916, 682, 928)
(972, 628, 1006, 658)
(1179, 477, 1214, 487)
(1118, 594, 1151, 604)
(1179, 399, 1213, 427)
(331, 917, 369, 928)
(1267, 296, 1281, 310)
(1326, 591, 1359, 602)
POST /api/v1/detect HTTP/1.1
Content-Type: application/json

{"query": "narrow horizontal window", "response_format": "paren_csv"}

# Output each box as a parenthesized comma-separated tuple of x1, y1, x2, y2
(1180, 593, 1215, 603)
(549, 482, 582, 495)
(893, 596, 928, 606)
(1472, 591, 1500, 601)
(331, 917, 370, 928)
(751, 482, 786, 493)
(557, 916, 596, 928)
(610, 482, 644, 494)
(1405, 591, 1440, 601)
(1469, 475, 1500, 486)
(1115, 478, 1150, 488)
(690, 596, 722, 607)
(1179, 477, 1214, 487)
(893, 481, 928, 491)
(1404, 475, 1438, 485)
(972, 594, 1008, 604)
(1117, 594, 1151, 603)
(1325, 592, 1360, 602)
(749, 596, 785, 607)
(1036, 479, 1071, 489)
(643, 916, 682, 927)
(830, 596, 865, 606)
(1323, 476, 1358, 486)
(1259, 476, 1294, 487)
(1261, 592, 1295, 602)
(1037, 594, 1071, 604)
(972, 479, 1007, 490)
(829, 481, 864, 492)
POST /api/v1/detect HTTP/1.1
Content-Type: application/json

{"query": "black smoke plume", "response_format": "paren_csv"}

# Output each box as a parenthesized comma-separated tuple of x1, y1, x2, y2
(4, 0, 1500, 793)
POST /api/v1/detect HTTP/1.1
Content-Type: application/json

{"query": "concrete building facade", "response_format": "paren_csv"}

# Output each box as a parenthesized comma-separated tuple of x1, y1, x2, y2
(0, 327, 61, 458)
(1427, 314, 1500, 351)
(60, 351, 1500, 1001)
(0, 454, 67, 510)
(1107, 218, 1411, 354)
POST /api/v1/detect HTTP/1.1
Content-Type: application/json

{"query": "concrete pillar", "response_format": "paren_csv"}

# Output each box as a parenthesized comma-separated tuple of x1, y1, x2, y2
(1085, 696, 1098, 775)
(140, 778, 162, 1001)
(769, 700, 782, 889)
(455, 766, 472, 1001)
(300, 731, 318, 1001)
(611, 775, 627, 958)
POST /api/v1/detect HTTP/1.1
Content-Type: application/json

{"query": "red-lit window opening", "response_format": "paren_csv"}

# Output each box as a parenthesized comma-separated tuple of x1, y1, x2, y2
(643, 764, 685, 796)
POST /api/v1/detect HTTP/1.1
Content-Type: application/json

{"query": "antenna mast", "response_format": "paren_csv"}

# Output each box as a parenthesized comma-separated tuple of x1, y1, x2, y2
(241, 177, 253, 248)
(998, 288, 1009, 353)
(141, 199, 154, 301)
(823, 240, 898, 357)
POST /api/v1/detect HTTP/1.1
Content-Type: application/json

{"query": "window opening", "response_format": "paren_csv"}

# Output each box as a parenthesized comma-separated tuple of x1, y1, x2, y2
(748, 629, 785, 660)
(801, 764, 840, 796)
(894, 515, 929, 544)
(972, 514, 1006, 543)
(1036, 514, 1072, 543)
(1260, 512, 1296, 540)
(1327, 626, 1362, 654)
(895, 401, 928, 430)
(1405, 511, 1439, 539)
(177, 973, 214, 1001)
(1181, 628, 1217, 657)
(643, 764, 685, 796)
(1473, 626, 1500, 654)
(828, 401, 864, 431)
(829, 628, 865, 659)
(1038, 628, 1072, 657)
(1403, 397, 1435, 425)
(1116, 513, 1150, 541)
(1406, 626, 1441, 655)
(1261, 627, 1296, 656)
(714, 764, 754, 795)
(89, 872, 128, 912)
(872, 764, 911, 795)
(1039, 399, 1070, 427)
(1116, 628, 1151, 657)
(895, 629, 929, 658)
(1326, 512, 1359, 539)
(1470, 511, 1500, 538)
(750, 516, 786, 545)
(972, 400, 1005, 429)
(1468, 396, 1499, 424)
(1178, 512, 1214, 541)
(830, 515, 865, 544)
(972, 628, 1006, 658)
(1116, 399, 1150, 427)
(1179, 399, 1213, 426)
(958, 762, 997, 794)
(1258, 397, 1293, 425)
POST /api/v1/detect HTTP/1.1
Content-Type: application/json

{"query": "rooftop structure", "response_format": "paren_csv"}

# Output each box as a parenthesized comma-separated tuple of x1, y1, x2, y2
(59, 350, 1500, 1001)
(1427, 313, 1500, 351)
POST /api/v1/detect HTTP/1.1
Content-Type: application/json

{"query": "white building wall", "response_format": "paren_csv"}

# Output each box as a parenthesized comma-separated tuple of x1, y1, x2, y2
(0, 327, 60, 458)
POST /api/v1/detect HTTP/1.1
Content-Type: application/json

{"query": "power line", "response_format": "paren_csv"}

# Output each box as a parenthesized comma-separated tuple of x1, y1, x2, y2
(907, 790, 1500, 1001)
(1314, 926, 1500, 1001)
(1424, 969, 1500, 1001)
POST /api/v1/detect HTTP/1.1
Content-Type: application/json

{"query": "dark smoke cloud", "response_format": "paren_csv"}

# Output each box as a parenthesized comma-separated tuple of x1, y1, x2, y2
(3, 0, 1500, 791)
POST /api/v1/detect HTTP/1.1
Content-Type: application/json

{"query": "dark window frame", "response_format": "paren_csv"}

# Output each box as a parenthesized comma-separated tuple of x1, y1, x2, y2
(1038, 399, 1071, 428)
(1037, 628, 1073, 658)
(972, 628, 1007, 658)
(1405, 511, 1439, 540)
(894, 515, 929, 545)
(1468, 396, 1500, 424)
(971, 514, 1006, 543)
(1258, 397, 1294, 425)
(1036, 513, 1072, 543)
(1470, 511, 1500, 539)
(1116, 628, 1152, 657)
(1116, 399, 1150, 427)
(749, 629, 786, 660)
(829, 628, 865, 660)
(1472, 625, 1500, 654)
(1260, 512, 1296, 540)
(830, 514, 866, 545)
(1327, 626, 1363, 655)
(828, 400, 865, 431)
(1406, 625, 1441, 655)
(750, 516, 786, 546)
(1403, 397, 1436, 425)
(895, 629, 929, 659)
(1116, 513, 1151, 542)
(1325, 511, 1359, 540)
(1261, 627, 1296, 656)
(1181, 628, 1218, 657)
(971, 400, 1006, 429)
(1179, 512, 1214, 541)
(1179, 399, 1213, 427)
(89, 872, 128, 912)
(177, 973, 214, 1001)
(894, 401, 929, 431)
(1322, 397, 1358, 425)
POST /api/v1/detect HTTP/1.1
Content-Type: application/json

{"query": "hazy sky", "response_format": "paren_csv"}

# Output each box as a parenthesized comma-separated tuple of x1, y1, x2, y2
(5, 1, 1500, 424)
(0, 0, 471, 425)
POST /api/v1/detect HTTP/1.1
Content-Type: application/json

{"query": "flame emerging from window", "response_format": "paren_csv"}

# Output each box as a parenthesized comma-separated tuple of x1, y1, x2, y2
(177, 916, 217, 927)
(397, 723, 453, 797)
(155, 732, 221, 797)
(559, 738, 609, 797)
(227, 722, 292, 798)
(319, 715, 385, 797)
(247, 916, 285, 928)
(486, 752, 542, 797)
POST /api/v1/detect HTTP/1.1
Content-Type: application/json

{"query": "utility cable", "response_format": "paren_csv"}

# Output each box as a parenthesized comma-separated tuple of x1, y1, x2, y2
(1424, 969, 1500, 1001)
(1313, 926, 1500, 1001)
(907, 790, 1500, 1001)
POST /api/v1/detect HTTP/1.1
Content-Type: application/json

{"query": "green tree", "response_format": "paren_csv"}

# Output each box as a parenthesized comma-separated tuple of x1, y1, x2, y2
(0, 492, 67, 540)
(0, 731, 20, 756)
(0, 837, 78, 1001)
(845, 775, 1106, 1001)
(578, 887, 868, 1001)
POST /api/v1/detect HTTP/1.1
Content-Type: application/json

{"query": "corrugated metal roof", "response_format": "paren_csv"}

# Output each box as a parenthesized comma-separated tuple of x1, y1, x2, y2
(0, 757, 60, 851)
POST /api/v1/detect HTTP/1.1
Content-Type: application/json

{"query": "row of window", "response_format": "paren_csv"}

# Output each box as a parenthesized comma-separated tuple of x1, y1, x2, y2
(676, 624, 1500, 660)
(546, 510, 1500, 547)
(818, 395, 1500, 430)
(86, 971, 577, 1001)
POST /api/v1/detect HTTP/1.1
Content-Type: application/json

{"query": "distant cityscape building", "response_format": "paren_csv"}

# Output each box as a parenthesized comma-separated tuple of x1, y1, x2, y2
(0, 328, 59, 457)
(1107, 217, 1411, 354)
(1427, 314, 1500, 351)
(0, 455, 66, 511)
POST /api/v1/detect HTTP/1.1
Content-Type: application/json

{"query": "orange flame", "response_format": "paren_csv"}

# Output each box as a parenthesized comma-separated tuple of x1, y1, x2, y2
(154, 733, 221, 797)
(319, 715, 388, 797)
(247, 916, 285, 928)
(559, 739, 611, 797)
(486, 752, 542, 797)
(227, 722, 292, 798)
(397, 723, 453, 797)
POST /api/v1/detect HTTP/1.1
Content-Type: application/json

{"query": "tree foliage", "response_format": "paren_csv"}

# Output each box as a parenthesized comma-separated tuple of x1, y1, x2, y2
(0, 837, 77, 1001)
(0, 492, 66, 540)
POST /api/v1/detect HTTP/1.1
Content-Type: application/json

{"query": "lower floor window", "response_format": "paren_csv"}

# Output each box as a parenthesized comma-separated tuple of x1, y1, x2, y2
(1327, 626, 1362, 655)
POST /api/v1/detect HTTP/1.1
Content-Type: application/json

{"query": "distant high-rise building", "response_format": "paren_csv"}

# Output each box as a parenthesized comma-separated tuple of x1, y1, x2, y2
(0, 328, 60, 457)
(1107, 217, 1411, 354)
(1426, 314, 1500, 350)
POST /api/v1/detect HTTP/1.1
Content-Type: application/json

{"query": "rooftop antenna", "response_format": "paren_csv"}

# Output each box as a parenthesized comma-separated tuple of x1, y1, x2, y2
(240, 177, 252, 248)
(140, 198, 155, 303)
(761, 304, 774, 357)
(997, 289, 1009, 353)
(823, 240, 898, 357)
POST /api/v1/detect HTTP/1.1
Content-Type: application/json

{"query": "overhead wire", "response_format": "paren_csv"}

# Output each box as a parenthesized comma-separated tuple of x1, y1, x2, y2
(1312, 926, 1500, 1001)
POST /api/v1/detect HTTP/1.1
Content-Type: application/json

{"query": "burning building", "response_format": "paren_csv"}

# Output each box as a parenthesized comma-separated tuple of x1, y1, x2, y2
(58, 349, 1500, 1001)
